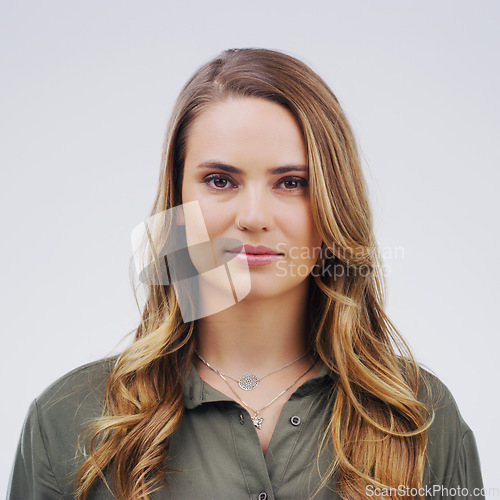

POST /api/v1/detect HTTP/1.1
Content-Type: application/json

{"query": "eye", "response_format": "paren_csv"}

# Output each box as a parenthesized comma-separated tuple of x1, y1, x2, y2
(202, 174, 236, 190)
(278, 176, 308, 191)
(201, 174, 308, 192)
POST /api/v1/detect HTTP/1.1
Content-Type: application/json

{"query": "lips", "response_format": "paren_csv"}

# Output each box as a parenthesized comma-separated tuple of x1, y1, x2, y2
(226, 244, 284, 256)
(225, 244, 285, 267)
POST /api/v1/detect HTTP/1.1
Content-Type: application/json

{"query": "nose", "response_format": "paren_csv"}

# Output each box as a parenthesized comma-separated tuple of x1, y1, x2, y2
(236, 185, 273, 232)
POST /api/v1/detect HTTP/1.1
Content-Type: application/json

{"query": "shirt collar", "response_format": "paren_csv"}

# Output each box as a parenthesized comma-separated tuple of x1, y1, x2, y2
(184, 361, 335, 410)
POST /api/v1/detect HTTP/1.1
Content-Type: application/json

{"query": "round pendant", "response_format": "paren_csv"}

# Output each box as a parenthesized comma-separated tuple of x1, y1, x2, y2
(238, 373, 259, 391)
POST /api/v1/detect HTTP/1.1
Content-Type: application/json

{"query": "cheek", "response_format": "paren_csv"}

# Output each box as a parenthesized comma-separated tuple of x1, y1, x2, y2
(196, 199, 234, 239)
(182, 178, 222, 231)
(284, 205, 322, 264)
(284, 203, 316, 240)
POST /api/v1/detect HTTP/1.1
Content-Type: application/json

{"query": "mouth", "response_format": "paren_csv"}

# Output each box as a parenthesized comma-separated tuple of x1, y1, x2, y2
(226, 244, 285, 256)
(225, 244, 285, 267)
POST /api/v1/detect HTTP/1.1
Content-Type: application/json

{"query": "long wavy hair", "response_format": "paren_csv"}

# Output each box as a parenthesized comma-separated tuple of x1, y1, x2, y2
(75, 48, 434, 499)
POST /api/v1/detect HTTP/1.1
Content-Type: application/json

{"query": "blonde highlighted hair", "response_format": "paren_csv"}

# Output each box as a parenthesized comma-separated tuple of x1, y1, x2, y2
(76, 48, 433, 499)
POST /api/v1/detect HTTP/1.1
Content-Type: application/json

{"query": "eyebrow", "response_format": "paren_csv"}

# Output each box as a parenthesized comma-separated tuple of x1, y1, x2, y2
(196, 161, 308, 175)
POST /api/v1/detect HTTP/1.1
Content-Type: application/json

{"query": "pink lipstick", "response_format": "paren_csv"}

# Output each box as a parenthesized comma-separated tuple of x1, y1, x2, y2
(226, 244, 285, 266)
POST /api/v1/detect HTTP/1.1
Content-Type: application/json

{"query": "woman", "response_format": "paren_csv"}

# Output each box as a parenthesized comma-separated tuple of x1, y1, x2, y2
(8, 48, 484, 500)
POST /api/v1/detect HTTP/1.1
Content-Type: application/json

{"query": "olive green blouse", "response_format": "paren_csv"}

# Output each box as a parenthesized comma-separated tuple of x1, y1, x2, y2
(8, 357, 485, 499)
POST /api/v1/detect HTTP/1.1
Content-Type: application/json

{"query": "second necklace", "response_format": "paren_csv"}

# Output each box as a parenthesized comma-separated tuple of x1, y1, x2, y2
(216, 357, 317, 429)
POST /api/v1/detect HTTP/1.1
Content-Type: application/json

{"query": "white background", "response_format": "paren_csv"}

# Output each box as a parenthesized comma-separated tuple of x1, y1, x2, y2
(1, 0, 498, 496)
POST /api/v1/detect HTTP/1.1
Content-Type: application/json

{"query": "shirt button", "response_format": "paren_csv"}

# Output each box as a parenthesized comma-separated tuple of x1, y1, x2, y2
(258, 493, 268, 500)
(290, 415, 301, 426)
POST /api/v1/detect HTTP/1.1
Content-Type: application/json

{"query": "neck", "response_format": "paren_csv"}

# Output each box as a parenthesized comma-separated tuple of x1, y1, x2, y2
(194, 280, 312, 374)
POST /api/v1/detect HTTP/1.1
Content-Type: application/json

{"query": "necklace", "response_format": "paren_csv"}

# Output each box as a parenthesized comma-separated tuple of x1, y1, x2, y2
(194, 349, 310, 391)
(216, 358, 317, 429)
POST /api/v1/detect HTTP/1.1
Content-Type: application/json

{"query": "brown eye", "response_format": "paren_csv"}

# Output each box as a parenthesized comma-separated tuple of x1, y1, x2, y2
(284, 179, 299, 189)
(202, 174, 236, 190)
(279, 177, 308, 190)
(213, 178, 228, 188)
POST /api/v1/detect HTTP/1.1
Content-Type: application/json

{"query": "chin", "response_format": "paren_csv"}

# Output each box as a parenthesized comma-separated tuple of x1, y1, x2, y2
(243, 276, 308, 301)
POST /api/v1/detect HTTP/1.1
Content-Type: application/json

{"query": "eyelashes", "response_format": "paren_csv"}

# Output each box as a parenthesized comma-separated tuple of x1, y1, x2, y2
(201, 174, 309, 192)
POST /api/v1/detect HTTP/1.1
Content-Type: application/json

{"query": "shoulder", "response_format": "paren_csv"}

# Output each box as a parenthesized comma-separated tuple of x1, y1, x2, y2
(397, 357, 469, 433)
(35, 355, 117, 411)
(416, 364, 470, 436)
(33, 356, 118, 445)
(10, 357, 118, 498)
(34, 357, 117, 482)
(415, 364, 482, 487)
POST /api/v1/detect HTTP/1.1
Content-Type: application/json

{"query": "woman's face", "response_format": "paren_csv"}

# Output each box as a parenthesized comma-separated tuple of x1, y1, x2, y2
(181, 97, 322, 300)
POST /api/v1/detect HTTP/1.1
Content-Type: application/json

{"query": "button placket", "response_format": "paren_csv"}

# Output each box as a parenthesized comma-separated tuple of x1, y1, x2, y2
(229, 407, 274, 499)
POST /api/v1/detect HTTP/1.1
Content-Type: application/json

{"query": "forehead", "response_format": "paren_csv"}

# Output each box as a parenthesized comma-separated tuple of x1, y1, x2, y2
(184, 98, 307, 169)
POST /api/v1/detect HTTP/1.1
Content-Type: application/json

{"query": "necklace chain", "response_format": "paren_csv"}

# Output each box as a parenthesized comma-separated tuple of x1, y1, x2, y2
(195, 350, 317, 429)
(194, 349, 310, 391)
